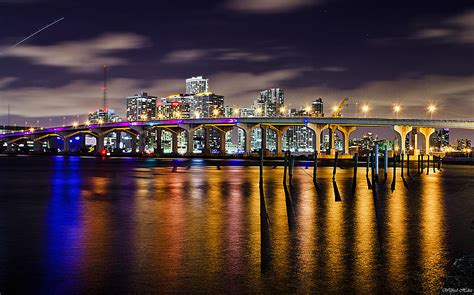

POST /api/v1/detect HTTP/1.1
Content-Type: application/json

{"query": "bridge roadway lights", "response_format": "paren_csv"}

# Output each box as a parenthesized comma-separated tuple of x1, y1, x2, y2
(418, 127, 435, 155)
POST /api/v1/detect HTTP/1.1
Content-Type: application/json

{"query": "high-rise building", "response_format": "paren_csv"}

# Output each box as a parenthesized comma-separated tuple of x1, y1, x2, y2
(191, 92, 224, 118)
(88, 108, 121, 124)
(126, 92, 157, 121)
(258, 88, 284, 117)
(311, 98, 324, 116)
(186, 76, 208, 94)
(158, 94, 193, 119)
(429, 128, 450, 151)
(456, 138, 472, 150)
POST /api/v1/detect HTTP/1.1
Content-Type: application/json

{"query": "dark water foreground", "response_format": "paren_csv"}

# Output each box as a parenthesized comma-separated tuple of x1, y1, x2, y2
(0, 156, 473, 293)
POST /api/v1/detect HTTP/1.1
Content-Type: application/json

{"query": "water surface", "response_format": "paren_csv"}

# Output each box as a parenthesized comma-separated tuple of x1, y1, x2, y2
(0, 156, 472, 293)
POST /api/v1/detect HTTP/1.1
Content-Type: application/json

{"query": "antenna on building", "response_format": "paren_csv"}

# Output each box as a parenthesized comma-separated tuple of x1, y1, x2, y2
(7, 104, 10, 126)
(102, 65, 108, 111)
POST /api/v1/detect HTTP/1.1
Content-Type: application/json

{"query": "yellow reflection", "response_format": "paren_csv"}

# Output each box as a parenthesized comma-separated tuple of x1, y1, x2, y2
(353, 185, 377, 293)
(419, 174, 446, 292)
(386, 181, 408, 292)
(324, 182, 344, 287)
(296, 173, 317, 282)
(206, 167, 224, 276)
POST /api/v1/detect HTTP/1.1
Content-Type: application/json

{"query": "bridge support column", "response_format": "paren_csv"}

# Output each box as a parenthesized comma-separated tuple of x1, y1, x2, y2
(411, 129, 420, 157)
(337, 125, 357, 154)
(115, 131, 121, 151)
(131, 136, 137, 153)
(138, 133, 146, 155)
(172, 132, 178, 155)
(219, 130, 226, 156)
(307, 123, 327, 154)
(329, 124, 337, 155)
(261, 126, 267, 156)
(418, 127, 435, 155)
(237, 123, 253, 156)
(204, 127, 211, 156)
(97, 134, 105, 154)
(393, 125, 413, 154)
(33, 141, 43, 153)
(155, 129, 163, 156)
(63, 138, 70, 153)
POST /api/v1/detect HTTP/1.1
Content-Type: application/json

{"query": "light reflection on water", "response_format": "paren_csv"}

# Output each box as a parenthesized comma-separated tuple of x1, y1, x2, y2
(0, 157, 472, 293)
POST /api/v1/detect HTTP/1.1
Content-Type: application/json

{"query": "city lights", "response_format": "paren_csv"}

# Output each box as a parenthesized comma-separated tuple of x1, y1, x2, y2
(393, 104, 401, 118)
(72, 121, 78, 128)
(256, 107, 263, 116)
(212, 108, 220, 117)
(428, 104, 437, 119)
(361, 104, 370, 118)
(279, 106, 286, 115)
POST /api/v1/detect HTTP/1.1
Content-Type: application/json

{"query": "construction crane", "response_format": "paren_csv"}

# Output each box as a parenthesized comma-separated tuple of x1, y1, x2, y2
(332, 97, 349, 117)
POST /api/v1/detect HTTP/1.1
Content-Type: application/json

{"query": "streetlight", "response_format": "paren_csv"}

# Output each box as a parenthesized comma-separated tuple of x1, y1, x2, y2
(84, 120, 90, 126)
(72, 121, 78, 128)
(427, 104, 436, 119)
(393, 104, 401, 118)
(361, 104, 370, 118)
(212, 108, 220, 117)
(256, 107, 263, 116)
(279, 106, 286, 116)
(233, 108, 240, 117)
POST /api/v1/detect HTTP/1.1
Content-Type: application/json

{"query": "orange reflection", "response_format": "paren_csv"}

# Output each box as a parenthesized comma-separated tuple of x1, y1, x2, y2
(385, 180, 408, 292)
(419, 174, 447, 292)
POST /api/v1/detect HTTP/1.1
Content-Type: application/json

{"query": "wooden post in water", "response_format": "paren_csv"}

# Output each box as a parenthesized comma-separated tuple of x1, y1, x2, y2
(384, 146, 388, 181)
(352, 153, 358, 191)
(313, 150, 318, 185)
(371, 151, 375, 184)
(374, 144, 379, 182)
(283, 151, 288, 184)
(260, 148, 264, 181)
(391, 153, 397, 191)
(407, 153, 411, 179)
(289, 152, 294, 186)
(426, 155, 430, 175)
(417, 155, 420, 175)
(438, 156, 441, 170)
(332, 151, 339, 180)
(421, 154, 424, 173)
(433, 156, 436, 173)
(366, 152, 370, 177)
(401, 153, 404, 177)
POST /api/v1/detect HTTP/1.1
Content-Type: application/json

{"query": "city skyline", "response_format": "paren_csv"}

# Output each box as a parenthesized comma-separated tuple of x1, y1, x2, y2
(0, 0, 473, 124)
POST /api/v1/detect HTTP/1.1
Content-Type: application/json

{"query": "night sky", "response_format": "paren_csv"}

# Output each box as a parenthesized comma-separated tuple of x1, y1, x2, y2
(0, 0, 473, 139)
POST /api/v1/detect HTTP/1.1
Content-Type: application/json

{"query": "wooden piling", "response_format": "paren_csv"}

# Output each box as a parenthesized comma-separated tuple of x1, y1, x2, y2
(283, 151, 288, 184)
(352, 153, 358, 191)
(438, 156, 441, 170)
(426, 155, 430, 175)
(289, 153, 294, 186)
(332, 151, 339, 180)
(313, 150, 318, 185)
(391, 154, 396, 191)
(407, 153, 411, 179)
(433, 156, 436, 173)
(384, 146, 388, 181)
(375, 144, 379, 182)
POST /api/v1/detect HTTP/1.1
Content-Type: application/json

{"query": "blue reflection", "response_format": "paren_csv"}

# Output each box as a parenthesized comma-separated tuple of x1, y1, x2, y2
(43, 156, 83, 293)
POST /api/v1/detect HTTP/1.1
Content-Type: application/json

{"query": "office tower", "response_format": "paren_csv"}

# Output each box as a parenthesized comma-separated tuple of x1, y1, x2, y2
(126, 92, 157, 121)
(186, 76, 208, 94)
(311, 98, 324, 116)
(157, 94, 193, 119)
(258, 88, 284, 117)
(191, 92, 224, 118)
(88, 108, 121, 124)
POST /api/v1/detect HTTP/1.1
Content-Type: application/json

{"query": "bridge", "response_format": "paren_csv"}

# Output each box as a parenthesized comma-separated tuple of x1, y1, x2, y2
(1, 117, 473, 157)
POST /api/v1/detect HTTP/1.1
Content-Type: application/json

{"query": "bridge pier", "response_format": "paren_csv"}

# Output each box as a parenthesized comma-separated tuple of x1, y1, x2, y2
(261, 125, 268, 157)
(172, 132, 179, 155)
(393, 125, 413, 154)
(155, 129, 163, 156)
(307, 123, 328, 154)
(337, 125, 357, 154)
(63, 138, 70, 153)
(418, 127, 435, 155)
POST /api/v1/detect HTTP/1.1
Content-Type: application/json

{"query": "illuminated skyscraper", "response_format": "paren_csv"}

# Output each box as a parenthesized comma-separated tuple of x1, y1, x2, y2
(126, 92, 157, 121)
(186, 76, 208, 94)
(258, 88, 284, 117)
